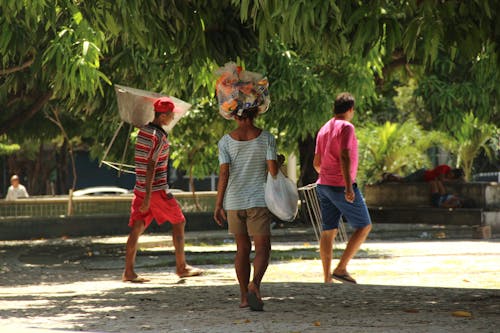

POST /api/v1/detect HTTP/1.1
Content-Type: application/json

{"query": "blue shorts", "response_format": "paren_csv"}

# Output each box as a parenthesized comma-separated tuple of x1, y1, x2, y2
(316, 184, 372, 231)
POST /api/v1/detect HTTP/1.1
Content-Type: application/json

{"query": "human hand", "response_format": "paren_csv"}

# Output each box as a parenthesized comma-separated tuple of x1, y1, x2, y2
(345, 186, 355, 203)
(214, 207, 227, 227)
(140, 197, 150, 213)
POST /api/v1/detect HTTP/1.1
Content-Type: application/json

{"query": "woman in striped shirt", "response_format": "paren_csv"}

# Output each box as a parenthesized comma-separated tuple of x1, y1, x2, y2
(214, 106, 278, 311)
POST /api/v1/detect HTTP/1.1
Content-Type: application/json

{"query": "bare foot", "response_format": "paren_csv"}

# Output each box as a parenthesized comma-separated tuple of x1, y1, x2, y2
(122, 273, 150, 283)
(247, 282, 264, 311)
(239, 302, 249, 308)
(122, 271, 137, 281)
(177, 265, 203, 278)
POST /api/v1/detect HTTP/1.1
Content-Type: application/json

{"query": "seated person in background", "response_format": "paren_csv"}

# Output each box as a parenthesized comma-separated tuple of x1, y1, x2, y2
(6, 174, 29, 200)
(430, 179, 464, 208)
(382, 165, 464, 183)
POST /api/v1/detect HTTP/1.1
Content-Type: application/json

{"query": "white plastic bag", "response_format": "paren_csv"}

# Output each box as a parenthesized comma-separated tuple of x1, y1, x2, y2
(264, 171, 299, 222)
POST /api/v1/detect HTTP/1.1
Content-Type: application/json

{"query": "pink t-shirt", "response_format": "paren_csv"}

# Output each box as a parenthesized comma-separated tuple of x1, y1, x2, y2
(315, 118, 358, 186)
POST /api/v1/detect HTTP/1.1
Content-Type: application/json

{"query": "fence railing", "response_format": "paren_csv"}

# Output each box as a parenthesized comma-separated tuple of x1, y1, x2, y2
(0, 191, 218, 219)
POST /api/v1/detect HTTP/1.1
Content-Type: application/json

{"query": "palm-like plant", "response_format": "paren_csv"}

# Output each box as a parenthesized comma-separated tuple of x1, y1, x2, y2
(446, 113, 499, 181)
(357, 119, 446, 185)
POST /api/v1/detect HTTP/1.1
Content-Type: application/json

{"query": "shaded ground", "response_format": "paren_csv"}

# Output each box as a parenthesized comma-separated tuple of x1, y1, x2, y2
(0, 228, 499, 332)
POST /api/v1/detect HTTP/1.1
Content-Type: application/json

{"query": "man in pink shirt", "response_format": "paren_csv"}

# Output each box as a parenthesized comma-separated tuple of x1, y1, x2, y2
(313, 92, 372, 284)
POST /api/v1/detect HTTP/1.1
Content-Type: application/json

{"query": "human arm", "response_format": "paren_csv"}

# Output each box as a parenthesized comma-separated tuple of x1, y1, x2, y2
(267, 159, 278, 178)
(20, 185, 29, 198)
(214, 163, 229, 226)
(265, 133, 279, 178)
(340, 148, 354, 203)
(140, 157, 157, 213)
(5, 187, 14, 200)
(313, 153, 321, 174)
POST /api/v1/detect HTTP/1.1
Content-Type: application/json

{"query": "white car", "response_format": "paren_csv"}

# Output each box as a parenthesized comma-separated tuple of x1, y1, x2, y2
(72, 186, 131, 197)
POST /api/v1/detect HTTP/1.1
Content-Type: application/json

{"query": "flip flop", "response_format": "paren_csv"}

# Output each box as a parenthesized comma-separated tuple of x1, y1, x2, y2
(177, 267, 203, 278)
(123, 277, 150, 283)
(247, 291, 264, 311)
(332, 273, 357, 284)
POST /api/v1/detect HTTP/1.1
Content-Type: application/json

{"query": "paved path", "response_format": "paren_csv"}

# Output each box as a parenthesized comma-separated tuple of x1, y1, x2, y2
(0, 229, 499, 332)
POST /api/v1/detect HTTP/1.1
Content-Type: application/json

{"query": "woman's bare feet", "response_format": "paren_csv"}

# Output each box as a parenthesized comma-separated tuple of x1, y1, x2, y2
(177, 265, 203, 278)
(122, 272, 150, 283)
(247, 281, 264, 311)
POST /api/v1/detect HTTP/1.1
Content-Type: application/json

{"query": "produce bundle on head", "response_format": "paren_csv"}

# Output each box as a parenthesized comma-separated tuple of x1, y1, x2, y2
(215, 62, 270, 120)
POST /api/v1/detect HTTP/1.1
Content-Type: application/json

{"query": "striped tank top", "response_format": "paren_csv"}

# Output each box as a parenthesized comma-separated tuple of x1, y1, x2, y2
(218, 130, 277, 210)
(134, 123, 169, 193)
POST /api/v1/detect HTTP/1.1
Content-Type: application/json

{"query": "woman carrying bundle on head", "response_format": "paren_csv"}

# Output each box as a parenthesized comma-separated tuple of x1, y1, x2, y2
(213, 62, 278, 311)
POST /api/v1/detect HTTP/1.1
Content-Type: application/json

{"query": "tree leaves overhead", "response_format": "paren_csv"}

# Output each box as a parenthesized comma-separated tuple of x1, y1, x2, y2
(1, 0, 499, 182)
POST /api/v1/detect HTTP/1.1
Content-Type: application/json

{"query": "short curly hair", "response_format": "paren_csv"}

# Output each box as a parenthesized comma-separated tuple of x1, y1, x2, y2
(334, 92, 355, 114)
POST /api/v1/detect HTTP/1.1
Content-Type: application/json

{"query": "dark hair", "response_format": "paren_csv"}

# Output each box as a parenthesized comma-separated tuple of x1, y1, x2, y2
(154, 111, 171, 119)
(234, 106, 259, 120)
(334, 92, 355, 114)
(450, 168, 465, 179)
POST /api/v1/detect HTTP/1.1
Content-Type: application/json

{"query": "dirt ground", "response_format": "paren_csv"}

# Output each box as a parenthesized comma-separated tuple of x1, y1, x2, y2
(0, 230, 499, 333)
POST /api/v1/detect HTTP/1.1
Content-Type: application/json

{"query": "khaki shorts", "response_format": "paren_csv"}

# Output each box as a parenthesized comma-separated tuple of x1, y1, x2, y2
(227, 207, 271, 236)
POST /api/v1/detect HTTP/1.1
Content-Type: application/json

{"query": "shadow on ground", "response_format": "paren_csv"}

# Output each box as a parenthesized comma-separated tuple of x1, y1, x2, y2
(1, 279, 499, 333)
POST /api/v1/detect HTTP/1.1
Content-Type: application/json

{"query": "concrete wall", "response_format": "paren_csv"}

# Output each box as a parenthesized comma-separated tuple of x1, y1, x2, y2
(364, 182, 500, 209)
(0, 212, 219, 241)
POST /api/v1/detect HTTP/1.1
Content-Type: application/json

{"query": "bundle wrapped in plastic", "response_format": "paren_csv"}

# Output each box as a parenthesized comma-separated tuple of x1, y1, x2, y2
(215, 62, 270, 119)
(114, 85, 191, 132)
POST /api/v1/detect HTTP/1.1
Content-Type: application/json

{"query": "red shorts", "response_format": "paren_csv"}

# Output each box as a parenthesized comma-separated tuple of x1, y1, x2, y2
(129, 190, 185, 228)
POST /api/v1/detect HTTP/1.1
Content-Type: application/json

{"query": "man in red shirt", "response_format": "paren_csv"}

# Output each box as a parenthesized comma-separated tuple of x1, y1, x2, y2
(383, 165, 464, 183)
(313, 92, 372, 284)
(123, 97, 202, 283)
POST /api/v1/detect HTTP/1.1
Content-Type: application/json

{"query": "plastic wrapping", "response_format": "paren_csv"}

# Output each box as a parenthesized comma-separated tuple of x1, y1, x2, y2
(264, 171, 299, 222)
(114, 84, 191, 132)
(215, 62, 270, 119)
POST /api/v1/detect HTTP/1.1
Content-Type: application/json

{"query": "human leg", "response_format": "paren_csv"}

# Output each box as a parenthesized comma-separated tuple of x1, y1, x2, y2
(227, 210, 254, 307)
(234, 233, 252, 307)
(320, 229, 338, 283)
(248, 234, 271, 301)
(316, 185, 343, 283)
(123, 220, 146, 281)
(330, 187, 372, 282)
(333, 224, 371, 280)
(171, 222, 202, 277)
(151, 192, 201, 277)
(245, 207, 271, 311)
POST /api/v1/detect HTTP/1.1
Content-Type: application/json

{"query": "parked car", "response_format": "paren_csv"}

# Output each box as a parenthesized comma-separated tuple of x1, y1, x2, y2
(72, 186, 131, 197)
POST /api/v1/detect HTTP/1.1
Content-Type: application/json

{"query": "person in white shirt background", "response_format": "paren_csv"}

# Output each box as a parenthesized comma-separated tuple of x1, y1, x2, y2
(6, 174, 29, 200)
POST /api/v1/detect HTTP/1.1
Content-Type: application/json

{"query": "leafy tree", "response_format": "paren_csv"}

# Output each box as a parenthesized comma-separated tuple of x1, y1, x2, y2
(1, 1, 499, 193)
(356, 119, 446, 185)
(445, 113, 499, 181)
(0, 136, 20, 156)
(414, 44, 500, 132)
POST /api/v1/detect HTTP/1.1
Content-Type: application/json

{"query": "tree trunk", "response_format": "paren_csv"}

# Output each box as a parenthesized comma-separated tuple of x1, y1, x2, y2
(0, 91, 52, 135)
(57, 141, 68, 194)
(297, 134, 318, 187)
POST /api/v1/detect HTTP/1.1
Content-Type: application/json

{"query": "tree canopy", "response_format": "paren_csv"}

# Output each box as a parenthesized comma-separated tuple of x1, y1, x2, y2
(1, 0, 499, 192)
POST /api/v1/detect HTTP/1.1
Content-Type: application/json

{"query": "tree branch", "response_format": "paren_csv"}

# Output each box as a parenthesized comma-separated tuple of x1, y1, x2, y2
(0, 57, 35, 76)
(0, 91, 52, 135)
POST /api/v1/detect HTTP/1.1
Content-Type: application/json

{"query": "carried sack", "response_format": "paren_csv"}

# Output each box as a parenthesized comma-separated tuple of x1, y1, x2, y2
(264, 171, 299, 222)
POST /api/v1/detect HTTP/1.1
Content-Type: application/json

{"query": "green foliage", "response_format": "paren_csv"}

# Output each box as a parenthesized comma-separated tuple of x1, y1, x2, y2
(0, 135, 20, 156)
(1, 0, 499, 191)
(246, 39, 380, 153)
(169, 98, 227, 181)
(415, 44, 500, 131)
(357, 119, 446, 185)
(446, 113, 499, 181)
